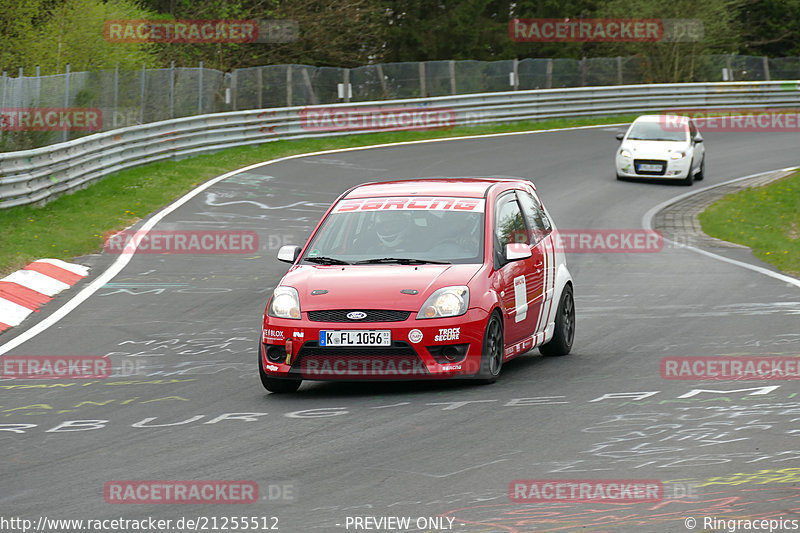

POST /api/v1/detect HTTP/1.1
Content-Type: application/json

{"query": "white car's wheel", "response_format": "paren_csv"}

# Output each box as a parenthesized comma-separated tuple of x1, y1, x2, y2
(695, 158, 705, 180)
(682, 161, 695, 186)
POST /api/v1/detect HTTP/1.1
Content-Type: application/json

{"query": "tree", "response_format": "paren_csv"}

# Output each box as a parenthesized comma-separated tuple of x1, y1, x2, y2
(594, 0, 743, 82)
(0, 0, 46, 73)
(736, 0, 800, 56)
(139, 0, 387, 70)
(1, 0, 159, 75)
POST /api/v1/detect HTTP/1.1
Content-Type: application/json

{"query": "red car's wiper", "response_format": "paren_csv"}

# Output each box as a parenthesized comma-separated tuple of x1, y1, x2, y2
(355, 257, 451, 265)
(305, 256, 351, 265)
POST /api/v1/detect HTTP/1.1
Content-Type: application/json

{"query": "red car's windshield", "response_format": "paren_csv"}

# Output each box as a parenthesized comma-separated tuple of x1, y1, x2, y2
(302, 196, 485, 265)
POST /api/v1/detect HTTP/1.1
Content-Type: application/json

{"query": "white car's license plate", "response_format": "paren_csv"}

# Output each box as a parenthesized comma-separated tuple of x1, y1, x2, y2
(319, 330, 391, 346)
(637, 163, 662, 172)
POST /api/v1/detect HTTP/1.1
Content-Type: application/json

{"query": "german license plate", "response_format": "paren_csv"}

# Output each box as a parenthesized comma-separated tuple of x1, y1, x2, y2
(637, 163, 662, 172)
(319, 330, 391, 346)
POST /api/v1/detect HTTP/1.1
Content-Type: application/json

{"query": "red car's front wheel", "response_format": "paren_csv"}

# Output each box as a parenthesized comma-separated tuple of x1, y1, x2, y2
(477, 312, 504, 383)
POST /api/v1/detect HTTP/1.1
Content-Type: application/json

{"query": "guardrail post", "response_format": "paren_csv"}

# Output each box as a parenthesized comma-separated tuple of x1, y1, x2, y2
(512, 58, 519, 90)
(616, 56, 623, 85)
(169, 61, 175, 118)
(113, 64, 119, 128)
(286, 65, 293, 107)
(449, 60, 456, 94)
(376, 63, 387, 99)
(726, 54, 733, 81)
(343, 68, 351, 103)
(64, 63, 70, 142)
(763, 56, 770, 81)
(545, 59, 552, 89)
(139, 63, 146, 125)
(231, 70, 238, 110)
(302, 69, 317, 105)
(580, 57, 587, 87)
(0, 71, 6, 143)
(198, 61, 203, 114)
(18, 67, 23, 109)
(419, 62, 426, 97)
(257, 67, 263, 108)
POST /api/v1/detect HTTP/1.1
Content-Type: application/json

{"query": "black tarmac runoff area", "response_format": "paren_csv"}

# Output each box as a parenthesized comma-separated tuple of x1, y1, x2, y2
(1, 125, 799, 533)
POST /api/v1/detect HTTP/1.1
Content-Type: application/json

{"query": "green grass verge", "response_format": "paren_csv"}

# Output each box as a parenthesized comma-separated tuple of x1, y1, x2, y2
(0, 114, 638, 276)
(699, 171, 800, 276)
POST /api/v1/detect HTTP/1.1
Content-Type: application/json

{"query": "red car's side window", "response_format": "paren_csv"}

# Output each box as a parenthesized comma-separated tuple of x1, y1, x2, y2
(517, 190, 552, 246)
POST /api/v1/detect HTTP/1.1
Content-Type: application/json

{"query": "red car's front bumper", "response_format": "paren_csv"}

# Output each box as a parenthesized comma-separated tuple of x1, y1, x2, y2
(261, 309, 489, 381)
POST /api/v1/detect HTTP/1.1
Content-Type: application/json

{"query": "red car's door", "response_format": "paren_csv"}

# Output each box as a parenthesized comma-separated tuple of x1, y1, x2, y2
(492, 191, 545, 346)
(517, 189, 555, 335)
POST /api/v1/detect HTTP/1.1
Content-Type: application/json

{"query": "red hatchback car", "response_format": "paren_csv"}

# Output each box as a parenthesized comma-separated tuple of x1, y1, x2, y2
(259, 178, 575, 392)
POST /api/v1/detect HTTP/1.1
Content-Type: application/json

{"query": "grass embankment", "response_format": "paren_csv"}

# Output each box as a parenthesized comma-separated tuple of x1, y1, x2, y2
(699, 171, 800, 276)
(0, 115, 638, 276)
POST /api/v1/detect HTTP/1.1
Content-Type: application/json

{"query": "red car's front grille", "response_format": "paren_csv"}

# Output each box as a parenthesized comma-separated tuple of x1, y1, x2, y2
(306, 309, 412, 322)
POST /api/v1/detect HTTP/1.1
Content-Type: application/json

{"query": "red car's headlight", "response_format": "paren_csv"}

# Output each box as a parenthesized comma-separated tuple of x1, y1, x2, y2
(268, 286, 301, 319)
(416, 286, 469, 319)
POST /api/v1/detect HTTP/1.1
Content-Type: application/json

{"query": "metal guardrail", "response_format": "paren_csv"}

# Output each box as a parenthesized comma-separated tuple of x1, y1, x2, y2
(1, 81, 799, 208)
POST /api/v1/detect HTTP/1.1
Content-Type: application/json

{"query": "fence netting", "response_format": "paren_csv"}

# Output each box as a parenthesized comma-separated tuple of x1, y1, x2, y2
(1, 54, 798, 151)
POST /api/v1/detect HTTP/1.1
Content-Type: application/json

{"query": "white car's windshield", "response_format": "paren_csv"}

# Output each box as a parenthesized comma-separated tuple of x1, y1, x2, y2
(302, 197, 485, 265)
(627, 120, 688, 142)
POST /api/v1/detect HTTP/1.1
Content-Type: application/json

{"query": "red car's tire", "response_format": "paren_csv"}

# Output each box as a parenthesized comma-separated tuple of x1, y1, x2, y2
(477, 312, 504, 383)
(539, 284, 575, 356)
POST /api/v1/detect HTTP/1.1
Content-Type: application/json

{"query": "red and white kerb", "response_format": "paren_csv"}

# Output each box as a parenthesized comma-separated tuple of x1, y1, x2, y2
(0, 259, 89, 333)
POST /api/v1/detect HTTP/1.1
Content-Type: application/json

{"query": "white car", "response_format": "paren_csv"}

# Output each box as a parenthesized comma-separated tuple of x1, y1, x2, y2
(615, 115, 705, 185)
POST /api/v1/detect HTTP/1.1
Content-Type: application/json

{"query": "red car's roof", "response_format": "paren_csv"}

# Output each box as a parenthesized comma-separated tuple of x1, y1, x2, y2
(344, 177, 529, 199)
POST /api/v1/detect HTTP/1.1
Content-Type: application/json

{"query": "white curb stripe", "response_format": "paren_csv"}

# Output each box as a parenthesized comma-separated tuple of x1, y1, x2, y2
(1, 270, 71, 297)
(36, 258, 91, 277)
(0, 299, 35, 327)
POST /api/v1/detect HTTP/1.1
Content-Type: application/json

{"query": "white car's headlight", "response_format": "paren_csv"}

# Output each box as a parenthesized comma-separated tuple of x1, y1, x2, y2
(417, 286, 469, 319)
(619, 149, 632, 158)
(268, 287, 301, 319)
(670, 151, 686, 159)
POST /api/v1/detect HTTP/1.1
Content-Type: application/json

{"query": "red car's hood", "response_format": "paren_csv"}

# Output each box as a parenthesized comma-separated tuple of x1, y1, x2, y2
(282, 264, 482, 311)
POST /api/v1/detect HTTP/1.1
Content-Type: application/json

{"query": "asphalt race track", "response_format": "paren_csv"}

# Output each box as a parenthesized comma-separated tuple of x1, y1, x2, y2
(2, 125, 799, 532)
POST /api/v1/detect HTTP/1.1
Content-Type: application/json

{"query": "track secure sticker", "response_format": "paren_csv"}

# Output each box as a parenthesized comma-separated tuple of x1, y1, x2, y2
(434, 328, 460, 341)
